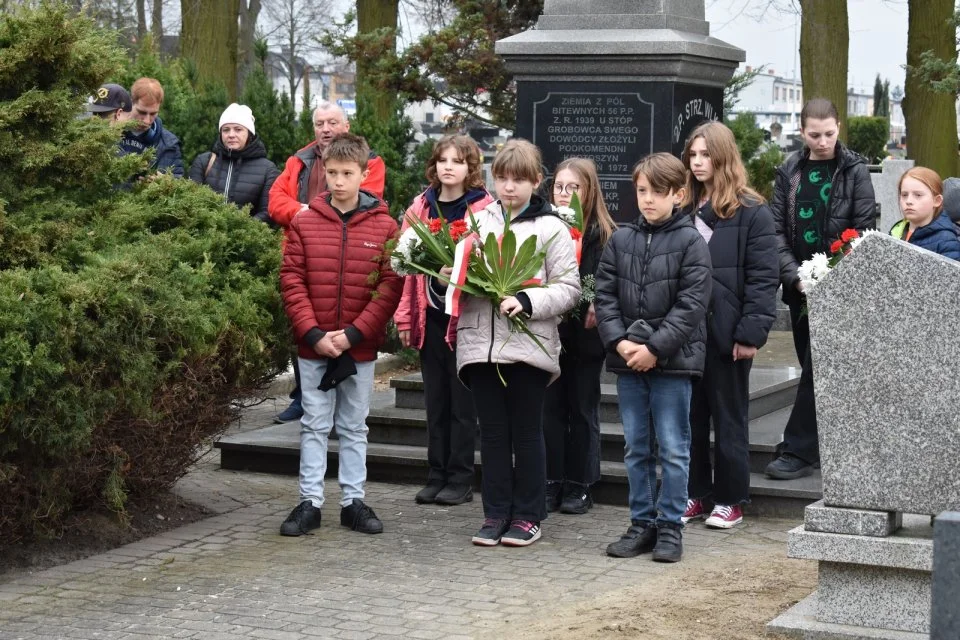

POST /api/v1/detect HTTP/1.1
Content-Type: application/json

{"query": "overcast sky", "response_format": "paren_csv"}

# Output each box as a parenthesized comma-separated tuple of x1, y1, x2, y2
(705, 0, 910, 93)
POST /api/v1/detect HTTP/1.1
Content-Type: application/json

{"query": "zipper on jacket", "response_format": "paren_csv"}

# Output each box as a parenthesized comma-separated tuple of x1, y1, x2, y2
(821, 159, 845, 246)
(337, 220, 348, 329)
(223, 159, 235, 202)
(486, 304, 496, 363)
(637, 232, 653, 295)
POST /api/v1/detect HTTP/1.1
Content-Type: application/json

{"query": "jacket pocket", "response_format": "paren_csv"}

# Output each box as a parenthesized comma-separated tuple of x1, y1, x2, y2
(456, 311, 480, 332)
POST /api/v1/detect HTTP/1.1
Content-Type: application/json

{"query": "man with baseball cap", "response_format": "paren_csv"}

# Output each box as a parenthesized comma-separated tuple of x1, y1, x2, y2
(88, 83, 132, 123)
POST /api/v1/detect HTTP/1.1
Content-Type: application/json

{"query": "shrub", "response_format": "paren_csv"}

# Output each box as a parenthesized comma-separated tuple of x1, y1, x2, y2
(0, 4, 288, 542)
(847, 116, 889, 164)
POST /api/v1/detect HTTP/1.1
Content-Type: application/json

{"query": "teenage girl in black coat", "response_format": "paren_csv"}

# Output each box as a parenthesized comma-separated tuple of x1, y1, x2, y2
(680, 121, 779, 528)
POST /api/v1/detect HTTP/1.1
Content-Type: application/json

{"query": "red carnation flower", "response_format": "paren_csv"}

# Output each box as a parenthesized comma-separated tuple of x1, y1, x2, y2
(428, 219, 443, 234)
(570, 228, 583, 240)
(449, 220, 468, 241)
(840, 229, 859, 243)
(830, 239, 843, 254)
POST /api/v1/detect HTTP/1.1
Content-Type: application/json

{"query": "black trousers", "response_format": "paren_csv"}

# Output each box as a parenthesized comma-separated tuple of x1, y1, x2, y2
(689, 341, 752, 505)
(542, 351, 603, 486)
(464, 362, 550, 522)
(421, 307, 477, 486)
(780, 298, 819, 464)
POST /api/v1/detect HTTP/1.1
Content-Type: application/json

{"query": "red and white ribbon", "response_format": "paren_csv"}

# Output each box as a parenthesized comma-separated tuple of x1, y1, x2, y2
(445, 233, 478, 317)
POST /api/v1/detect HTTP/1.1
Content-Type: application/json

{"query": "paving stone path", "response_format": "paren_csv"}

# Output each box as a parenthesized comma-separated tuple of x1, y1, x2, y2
(0, 395, 800, 639)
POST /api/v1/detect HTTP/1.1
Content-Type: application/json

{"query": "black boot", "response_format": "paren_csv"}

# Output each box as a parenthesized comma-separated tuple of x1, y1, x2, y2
(415, 482, 444, 504)
(434, 483, 473, 505)
(559, 482, 593, 514)
(652, 523, 683, 563)
(606, 522, 657, 558)
(280, 501, 322, 536)
(340, 498, 383, 534)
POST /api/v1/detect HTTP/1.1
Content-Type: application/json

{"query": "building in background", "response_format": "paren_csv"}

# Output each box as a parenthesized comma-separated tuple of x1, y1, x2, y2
(730, 65, 905, 148)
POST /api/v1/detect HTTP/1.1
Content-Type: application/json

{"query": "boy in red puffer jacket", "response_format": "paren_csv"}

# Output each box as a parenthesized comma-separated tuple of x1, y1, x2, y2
(278, 133, 402, 537)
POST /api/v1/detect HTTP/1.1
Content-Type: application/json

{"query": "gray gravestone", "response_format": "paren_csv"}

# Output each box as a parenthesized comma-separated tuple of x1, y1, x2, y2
(932, 512, 960, 639)
(807, 233, 960, 515)
(496, 0, 743, 222)
(870, 158, 914, 234)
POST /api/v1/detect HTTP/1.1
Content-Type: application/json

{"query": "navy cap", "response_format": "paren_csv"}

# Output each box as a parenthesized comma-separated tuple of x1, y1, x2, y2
(88, 84, 132, 113)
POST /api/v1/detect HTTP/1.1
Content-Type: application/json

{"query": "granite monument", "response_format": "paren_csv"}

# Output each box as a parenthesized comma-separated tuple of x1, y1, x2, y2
(496, 0, 743, 222)
(769, 233, 960, 639)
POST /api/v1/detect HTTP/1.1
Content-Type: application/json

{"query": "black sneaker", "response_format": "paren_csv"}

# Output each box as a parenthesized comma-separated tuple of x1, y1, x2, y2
(472, 518, 510, 546)
(545, 482, 563, 513)
(765, 453, 815, 480)
(434, 483, 473, 505)
(500, 520, 542, 547)
(274, 398, 303, 423)
(280, 501, 321, 536)
(559, 483, 593, 515)
(340, 498, 383, 534)
(415, 482, 444, 504)
(652, 523, 683, 563)
(606, 522, 657, 558)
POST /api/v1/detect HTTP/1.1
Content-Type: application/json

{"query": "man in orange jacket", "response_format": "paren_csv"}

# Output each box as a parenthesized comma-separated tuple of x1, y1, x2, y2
(270, 101, 387, 423)
(269, 101, 386, 229)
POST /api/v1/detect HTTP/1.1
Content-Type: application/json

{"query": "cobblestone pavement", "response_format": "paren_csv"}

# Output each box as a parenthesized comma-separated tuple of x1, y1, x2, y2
(0, 362, 802, 639)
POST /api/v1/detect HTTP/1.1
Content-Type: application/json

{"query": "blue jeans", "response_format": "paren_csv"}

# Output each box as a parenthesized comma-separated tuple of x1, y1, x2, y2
(617, 372, 692, 526)
(298, 358, 375, 508)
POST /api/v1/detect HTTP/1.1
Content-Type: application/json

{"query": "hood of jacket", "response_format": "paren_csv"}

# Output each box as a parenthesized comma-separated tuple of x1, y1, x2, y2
(308, 189, 386, 221)
(913, 210, 959, 237)
(212, 134, 268, 160)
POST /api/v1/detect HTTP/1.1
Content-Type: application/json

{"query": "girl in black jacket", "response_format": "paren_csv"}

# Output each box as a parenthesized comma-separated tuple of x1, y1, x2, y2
(766, 98, 876, 480)
(680, 122, 779, 528)
(189, 103, 281, 225)
(543, 158, 617, 515)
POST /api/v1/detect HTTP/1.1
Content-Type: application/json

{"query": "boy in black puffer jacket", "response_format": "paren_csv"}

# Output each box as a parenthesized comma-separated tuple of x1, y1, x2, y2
(595, 153, 711, 563)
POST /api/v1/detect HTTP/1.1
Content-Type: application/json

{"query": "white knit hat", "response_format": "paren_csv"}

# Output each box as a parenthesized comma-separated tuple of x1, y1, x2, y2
(219, 103, 256, 136)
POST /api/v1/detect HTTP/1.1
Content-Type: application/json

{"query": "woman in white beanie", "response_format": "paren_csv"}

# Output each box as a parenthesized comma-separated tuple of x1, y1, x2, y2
(189, 103, 280, 224)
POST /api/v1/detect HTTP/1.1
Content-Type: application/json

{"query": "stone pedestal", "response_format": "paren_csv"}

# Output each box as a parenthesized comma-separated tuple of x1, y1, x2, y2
(496, 0, 743, 222)
(768, 234, 960, 639)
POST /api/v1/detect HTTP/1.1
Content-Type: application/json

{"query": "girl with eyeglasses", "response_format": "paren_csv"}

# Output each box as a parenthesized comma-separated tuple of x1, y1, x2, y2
(544, 158, 617, 514)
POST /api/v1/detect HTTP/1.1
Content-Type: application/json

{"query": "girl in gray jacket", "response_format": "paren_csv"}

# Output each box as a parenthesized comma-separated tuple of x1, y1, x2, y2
(457, 140, 580, 548)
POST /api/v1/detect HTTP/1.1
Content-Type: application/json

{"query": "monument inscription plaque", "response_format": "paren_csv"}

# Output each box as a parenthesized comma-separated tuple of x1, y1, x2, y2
(529, 88, 654, 219)
(518, 82, 721, 221)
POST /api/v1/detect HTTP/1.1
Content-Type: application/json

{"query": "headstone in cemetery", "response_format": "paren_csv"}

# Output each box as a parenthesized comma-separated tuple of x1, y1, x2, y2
(870, 158, 914, 234)
(496, 0, 743, 222)
(769, 233, 960, 639)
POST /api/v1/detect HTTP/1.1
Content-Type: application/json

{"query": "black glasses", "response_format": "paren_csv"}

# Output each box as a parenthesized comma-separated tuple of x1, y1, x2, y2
(553, 183, 580, 195)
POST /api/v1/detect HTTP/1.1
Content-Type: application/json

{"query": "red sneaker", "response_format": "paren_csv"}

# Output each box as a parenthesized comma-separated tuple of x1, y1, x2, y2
(705, 504, 743, 529)
(681, 498, 706, 524)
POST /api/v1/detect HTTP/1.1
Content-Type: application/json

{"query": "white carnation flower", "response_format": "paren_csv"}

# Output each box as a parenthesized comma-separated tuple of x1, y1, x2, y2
(554, 205, 577, 226)
(390, 227, 421, 276)
(797, 252, 830, 292)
